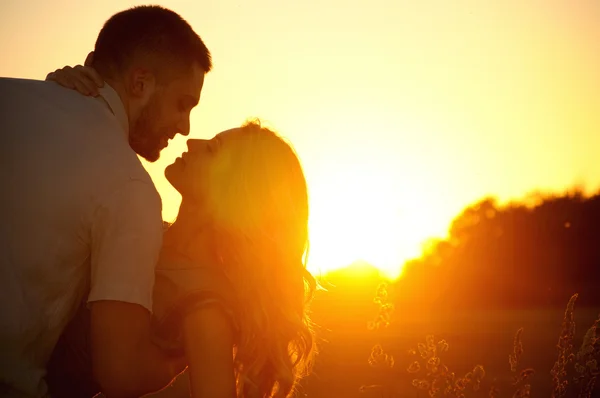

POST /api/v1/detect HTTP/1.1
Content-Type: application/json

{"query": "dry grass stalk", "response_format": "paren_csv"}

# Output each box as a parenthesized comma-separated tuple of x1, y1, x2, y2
(551, 293, 578, 398)
(573, 313, 600, 398)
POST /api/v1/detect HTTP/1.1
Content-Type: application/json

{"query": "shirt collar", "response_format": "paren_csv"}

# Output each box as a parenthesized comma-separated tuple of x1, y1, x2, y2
(97, 82, 129, 137)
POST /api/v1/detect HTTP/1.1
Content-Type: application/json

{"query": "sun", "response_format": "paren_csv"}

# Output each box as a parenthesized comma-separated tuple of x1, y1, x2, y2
(306, 165, 443, 280)
(152, 145, 447, 281)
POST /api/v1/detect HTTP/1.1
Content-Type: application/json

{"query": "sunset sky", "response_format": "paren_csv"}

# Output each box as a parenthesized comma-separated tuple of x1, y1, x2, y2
(1, 0, 599, 278)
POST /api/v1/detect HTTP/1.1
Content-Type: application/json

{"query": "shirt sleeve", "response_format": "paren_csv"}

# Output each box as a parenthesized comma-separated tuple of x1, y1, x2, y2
(87, 179, 163, 312)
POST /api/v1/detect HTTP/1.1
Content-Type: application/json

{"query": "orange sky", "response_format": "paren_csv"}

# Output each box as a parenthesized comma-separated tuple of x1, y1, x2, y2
(2, 0, 599, 278)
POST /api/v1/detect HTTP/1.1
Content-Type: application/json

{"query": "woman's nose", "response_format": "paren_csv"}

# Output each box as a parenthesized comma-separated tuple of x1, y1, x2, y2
(186, 139, 205, 151)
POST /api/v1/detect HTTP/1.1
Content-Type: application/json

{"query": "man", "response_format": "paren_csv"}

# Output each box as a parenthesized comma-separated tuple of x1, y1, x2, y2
(0, 6, 211, 397)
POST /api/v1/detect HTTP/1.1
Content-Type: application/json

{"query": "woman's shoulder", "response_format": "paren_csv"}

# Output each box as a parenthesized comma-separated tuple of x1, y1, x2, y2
(152, 259, 240, 353)
(155, 257, 238, 311)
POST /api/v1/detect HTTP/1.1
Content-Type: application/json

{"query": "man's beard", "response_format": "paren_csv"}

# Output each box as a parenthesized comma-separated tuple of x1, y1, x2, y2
(129, 103, 163, 162)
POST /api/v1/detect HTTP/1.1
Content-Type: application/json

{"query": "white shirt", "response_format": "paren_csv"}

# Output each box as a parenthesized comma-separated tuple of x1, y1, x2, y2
(0, 78, 164, 397)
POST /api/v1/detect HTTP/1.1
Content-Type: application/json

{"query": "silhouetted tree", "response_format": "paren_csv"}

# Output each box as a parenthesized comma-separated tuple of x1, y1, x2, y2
(392, 188, 600, 310)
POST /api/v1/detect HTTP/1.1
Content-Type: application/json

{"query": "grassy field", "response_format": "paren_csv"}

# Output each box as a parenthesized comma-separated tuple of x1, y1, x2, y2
(153, 301, 599, 398)
(301, 305, 600, 398)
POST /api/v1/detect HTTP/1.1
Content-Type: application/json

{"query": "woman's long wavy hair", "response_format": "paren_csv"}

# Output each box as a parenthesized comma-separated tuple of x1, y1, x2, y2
(204, 120, 317, 397)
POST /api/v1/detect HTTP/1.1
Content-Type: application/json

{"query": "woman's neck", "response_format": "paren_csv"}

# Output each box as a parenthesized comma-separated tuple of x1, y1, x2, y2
(161, 200, 216, 266)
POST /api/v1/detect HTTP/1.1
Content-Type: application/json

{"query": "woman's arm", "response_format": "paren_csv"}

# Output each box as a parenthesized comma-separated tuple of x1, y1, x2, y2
(182, 305, 237, 398)
(91, 301, 187, 397)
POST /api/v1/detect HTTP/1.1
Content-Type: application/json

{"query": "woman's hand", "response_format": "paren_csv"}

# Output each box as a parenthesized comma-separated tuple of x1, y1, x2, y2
(46, 51, 103, 97)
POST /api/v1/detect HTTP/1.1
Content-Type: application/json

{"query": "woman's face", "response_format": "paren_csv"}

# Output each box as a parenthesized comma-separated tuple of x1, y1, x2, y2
(165, 128, 240, 202)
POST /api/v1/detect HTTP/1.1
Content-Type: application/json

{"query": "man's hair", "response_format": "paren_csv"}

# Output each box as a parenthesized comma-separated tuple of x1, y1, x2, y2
(93, 5, 212, 79)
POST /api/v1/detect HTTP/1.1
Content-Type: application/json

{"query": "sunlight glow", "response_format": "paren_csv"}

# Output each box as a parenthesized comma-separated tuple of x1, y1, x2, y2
(2, 0, 599, 283)
(306, 165, 444, 280)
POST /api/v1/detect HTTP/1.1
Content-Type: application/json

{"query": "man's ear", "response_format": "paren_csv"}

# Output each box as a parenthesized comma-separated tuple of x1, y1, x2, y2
(128, 68, 156, 102)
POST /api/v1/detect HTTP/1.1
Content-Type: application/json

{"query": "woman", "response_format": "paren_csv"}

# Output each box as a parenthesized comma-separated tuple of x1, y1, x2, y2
(46, 66, 317, 398)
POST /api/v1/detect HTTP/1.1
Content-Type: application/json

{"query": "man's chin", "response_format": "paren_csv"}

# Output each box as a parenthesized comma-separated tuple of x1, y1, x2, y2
(131, 144, 161, 162)
(139, 151, 160, 162)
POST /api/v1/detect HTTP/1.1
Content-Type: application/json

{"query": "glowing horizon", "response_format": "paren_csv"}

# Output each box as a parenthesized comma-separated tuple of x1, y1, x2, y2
(2, 0, 600, 279)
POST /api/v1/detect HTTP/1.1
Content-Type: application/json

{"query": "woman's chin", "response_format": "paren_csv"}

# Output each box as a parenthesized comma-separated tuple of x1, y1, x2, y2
(164, 163, 182, 190)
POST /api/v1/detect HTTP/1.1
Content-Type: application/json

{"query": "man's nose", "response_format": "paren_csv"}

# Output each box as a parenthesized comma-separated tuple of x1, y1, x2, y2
(176, 117, 191, 136)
